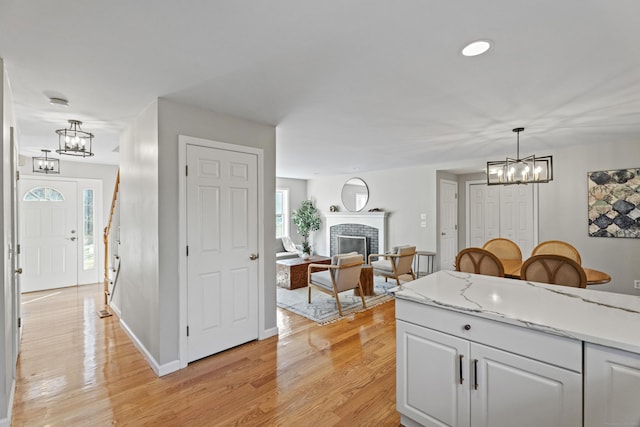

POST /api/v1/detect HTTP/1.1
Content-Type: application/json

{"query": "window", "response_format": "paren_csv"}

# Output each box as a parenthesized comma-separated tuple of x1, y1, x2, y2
(83, 189, 95, 270)
(23, 187, 64, 201)
(275, 188, 289, 238)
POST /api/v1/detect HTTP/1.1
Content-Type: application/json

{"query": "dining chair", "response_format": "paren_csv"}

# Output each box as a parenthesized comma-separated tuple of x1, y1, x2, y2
(482, 238, 522, 261)
(307, 253, 365, 316)
(531, 240, 582, 265)
(368, 245, 417, 286)
(521, 254, 587, 288)
(455, 248, 505, 277)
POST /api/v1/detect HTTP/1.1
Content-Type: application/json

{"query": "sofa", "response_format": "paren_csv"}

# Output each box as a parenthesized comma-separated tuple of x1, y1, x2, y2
(276, 237, 300, 260)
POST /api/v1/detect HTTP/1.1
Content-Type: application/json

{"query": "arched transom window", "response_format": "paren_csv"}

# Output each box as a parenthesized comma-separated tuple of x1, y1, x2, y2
(23, 187, 65, 202)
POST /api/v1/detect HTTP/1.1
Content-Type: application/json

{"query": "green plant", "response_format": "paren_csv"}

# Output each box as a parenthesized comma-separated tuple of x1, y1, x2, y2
(291, 200, 321, 255)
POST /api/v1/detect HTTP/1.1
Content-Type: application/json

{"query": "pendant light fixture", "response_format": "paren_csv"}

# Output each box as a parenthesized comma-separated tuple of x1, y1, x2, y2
(56, 119, 94, 157)
(486, 128, 553, 185)
(32, 149, 60, 174)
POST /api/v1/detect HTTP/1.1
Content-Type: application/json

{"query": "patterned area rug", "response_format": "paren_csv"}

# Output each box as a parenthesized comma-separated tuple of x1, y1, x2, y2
(276, 277, 399, 325)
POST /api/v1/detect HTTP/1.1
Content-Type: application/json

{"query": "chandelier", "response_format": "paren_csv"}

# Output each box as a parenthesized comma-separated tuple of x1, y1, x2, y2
(32, 149, 60, 174)
(486, 128, 553, 185)
(56, 119, 94, 157)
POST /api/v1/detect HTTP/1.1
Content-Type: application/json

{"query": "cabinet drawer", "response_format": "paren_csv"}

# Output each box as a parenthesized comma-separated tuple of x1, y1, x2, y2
(396, 298, 582, 372)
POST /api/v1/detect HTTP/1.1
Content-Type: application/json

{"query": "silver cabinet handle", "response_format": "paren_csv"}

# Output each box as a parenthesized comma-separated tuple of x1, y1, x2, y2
(249, 253, 259, 260)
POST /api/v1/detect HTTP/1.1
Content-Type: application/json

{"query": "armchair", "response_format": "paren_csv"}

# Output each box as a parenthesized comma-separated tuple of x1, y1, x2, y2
(307, 253, 366, 316)
(368, 245, 416, 286)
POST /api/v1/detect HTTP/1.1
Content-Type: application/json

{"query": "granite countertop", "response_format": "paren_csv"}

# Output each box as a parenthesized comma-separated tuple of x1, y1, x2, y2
(394, 270, 640, 354)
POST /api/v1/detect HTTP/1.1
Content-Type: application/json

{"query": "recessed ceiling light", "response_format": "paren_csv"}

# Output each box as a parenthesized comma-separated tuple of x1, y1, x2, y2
(49, 97, 69, 107)
(461, 40, 492, 57)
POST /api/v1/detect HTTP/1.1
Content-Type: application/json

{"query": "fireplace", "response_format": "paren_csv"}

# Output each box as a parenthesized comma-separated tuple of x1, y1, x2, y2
(324, 212, 387, 259)
(337, 235, 367, 260)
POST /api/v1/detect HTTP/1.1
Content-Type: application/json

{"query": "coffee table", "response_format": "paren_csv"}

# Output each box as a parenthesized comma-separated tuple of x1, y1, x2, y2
(276, 256, 331, 290)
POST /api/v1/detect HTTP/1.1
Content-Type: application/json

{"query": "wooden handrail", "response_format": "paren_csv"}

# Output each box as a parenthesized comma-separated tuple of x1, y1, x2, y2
(103, 169, 120, 306)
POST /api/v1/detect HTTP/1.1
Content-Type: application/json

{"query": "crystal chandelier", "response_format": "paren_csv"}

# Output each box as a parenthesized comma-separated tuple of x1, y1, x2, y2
(32, 149, 60, 174)
(56, 119, 94, 157)
(486, 128, 553, 185)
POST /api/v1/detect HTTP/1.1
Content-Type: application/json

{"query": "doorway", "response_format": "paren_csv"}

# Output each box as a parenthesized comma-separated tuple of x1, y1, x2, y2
(18, 176, 103, 293)
(439, 179, 458, 270)
(178, 135, 263, 366)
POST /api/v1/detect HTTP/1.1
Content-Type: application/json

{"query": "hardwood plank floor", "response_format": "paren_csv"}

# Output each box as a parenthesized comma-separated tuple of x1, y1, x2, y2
(12, 283, 401, 426)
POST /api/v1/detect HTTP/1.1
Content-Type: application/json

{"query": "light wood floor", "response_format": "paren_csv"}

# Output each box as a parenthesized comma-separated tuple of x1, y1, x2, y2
(12, 283, 400, 426)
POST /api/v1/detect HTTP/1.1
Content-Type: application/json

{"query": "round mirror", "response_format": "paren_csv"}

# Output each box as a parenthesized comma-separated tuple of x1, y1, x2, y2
(341, 178, 369, 212)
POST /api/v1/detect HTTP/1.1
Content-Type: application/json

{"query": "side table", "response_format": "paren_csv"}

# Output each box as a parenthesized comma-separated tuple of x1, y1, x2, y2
(414, 251, 436, 278)
(354, 264, 374, 296)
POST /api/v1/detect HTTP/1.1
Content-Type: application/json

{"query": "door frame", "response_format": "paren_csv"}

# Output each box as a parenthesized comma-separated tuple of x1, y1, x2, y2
(464, 179, 539, 249)
(438, 179, 458, 271)
(19, 175, 104, 289)
(178, 135, 265, 369)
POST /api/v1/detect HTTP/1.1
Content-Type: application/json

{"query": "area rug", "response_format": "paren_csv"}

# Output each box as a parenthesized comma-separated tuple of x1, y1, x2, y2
(276, 277, 399, 325)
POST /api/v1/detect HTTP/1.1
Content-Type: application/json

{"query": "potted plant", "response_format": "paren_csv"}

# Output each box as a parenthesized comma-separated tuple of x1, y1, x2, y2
(291, 200, 321, 259)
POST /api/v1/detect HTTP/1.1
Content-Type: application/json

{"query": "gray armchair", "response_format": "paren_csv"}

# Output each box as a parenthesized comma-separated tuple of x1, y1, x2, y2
(368, 245, 416, 286)
(307, 253, 365, 316)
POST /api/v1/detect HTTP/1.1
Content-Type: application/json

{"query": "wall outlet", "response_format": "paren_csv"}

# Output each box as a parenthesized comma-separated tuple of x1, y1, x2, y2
(635, 280, 640, 289)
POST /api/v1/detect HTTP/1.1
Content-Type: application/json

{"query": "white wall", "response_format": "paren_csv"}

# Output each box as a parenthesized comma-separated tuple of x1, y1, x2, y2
(538, 139, 640, 295)
(119, 98, 276, 372)
(276, 177, 307, 245)
(307, 166, 438, 258)
(0, 58, 18, 426)
(119, 99, 160, 364)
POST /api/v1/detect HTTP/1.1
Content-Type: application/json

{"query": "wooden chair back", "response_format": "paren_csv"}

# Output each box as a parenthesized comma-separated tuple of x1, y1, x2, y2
(531, 240, 581, 265)
(482, 238, 522, 261)
(455, 248, 505, 277)
(521, 254, 587, 288)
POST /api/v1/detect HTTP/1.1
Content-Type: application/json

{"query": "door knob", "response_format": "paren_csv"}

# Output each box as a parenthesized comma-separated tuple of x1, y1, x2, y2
(15, 268, 22, 274)
(441, 232, 446, 236)
(68, 236, 76, 241)
(249, 254, 259, 260)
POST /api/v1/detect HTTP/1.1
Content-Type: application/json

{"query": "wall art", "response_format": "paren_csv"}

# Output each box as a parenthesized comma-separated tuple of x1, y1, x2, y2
(588, 168, 640, 238)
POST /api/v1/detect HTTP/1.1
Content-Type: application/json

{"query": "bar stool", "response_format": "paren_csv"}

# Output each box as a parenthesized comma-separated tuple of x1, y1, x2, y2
(414, 250, 436, 278)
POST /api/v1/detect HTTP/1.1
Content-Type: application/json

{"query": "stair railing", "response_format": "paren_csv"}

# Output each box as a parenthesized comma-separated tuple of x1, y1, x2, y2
(103, 169, 120, 307)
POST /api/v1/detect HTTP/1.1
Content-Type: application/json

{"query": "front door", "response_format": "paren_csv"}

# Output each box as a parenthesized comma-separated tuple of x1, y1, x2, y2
(19, 179, 78, 292)
(186, 143, 259, 362)
(439, 179, 458, 270)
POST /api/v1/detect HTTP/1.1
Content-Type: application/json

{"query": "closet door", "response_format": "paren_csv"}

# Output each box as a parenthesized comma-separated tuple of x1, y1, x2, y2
(499, 185, 534, 257)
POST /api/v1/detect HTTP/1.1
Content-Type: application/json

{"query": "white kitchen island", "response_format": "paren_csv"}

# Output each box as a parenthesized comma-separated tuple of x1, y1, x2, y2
(395, 270, 640, 427)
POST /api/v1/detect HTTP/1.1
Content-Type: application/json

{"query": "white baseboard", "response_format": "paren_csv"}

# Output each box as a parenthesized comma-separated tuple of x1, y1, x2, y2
(119, 319, 180, 377)
(0, 379, 16, 427)
(109, 302, 122, 318)
(260, 326, 278, 340)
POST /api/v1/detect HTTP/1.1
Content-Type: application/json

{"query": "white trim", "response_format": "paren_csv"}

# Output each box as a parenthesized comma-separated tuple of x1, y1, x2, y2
(0, 380, 15, 427)
(323, 211, 388, 254)
(178, 135, 266, 370)
(260, 326, 278, 340)
(120, 318, 180, 377)
(20, 175, 104, 286)
(275, 187, 290, 238)
(465, 179, 485, 248)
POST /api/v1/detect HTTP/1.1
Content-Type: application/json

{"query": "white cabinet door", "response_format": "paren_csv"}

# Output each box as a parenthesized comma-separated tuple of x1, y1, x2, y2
(471, 343, 582, 427)
(585, 343, 640, 427)
(397, 320, 470, 427)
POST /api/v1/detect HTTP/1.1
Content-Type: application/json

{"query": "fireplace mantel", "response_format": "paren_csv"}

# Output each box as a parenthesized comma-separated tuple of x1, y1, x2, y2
(324, 211, 388, 256)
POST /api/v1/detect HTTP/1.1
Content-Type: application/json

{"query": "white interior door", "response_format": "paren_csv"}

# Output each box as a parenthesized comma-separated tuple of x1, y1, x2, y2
(186, 143, 259, 362)
(439, 180, 458, 270)
(19, 179, 78, 292)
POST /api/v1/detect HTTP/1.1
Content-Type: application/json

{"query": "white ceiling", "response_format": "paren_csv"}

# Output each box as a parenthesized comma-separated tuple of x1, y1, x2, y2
(1, 1, 639, 178)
